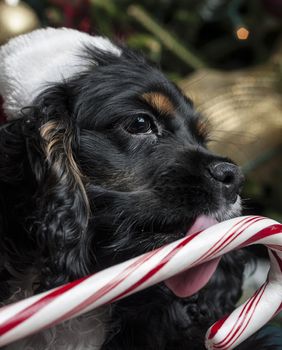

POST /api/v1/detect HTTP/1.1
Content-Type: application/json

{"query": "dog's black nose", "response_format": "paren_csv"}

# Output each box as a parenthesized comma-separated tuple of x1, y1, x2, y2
(207, 162, 244, 202)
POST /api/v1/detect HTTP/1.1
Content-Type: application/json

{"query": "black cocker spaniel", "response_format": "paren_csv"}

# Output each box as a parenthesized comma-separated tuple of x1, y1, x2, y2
(0, 28, 278, 349)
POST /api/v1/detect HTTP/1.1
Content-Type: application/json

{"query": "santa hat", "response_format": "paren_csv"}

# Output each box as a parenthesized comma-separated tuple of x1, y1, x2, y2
(0, 27, 121, 121)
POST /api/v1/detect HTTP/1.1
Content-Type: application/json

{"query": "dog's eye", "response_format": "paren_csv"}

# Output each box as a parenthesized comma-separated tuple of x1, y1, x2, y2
(126, 115, 155, 135)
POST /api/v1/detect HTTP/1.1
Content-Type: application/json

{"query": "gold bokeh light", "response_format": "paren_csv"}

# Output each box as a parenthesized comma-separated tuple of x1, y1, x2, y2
(236, 27, 250, 40)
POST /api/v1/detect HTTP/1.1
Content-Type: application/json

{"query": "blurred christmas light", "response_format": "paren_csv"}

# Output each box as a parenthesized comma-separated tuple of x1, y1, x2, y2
(0, 1, 39, 43)
(236, 26, 250, 40)
(5, 0, 19, 6)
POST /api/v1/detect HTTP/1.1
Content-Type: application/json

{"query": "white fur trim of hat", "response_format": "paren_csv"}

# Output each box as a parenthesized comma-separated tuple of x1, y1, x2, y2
(0, 27, 121, 120)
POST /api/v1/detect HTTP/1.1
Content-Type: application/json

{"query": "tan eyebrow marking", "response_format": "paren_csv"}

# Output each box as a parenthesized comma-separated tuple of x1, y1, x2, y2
(142, 92, 175, 117)
(196, 118, 210, 139)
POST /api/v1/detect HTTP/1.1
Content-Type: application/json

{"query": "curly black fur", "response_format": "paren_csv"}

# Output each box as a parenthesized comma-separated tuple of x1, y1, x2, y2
(0, 45, 278, 349)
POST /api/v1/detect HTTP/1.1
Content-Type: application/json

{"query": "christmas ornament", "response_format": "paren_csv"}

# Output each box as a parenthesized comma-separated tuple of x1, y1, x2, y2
(0, 0, 39, 44)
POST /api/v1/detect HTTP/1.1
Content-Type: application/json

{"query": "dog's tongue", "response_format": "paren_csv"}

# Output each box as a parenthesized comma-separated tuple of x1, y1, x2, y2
(165, 216, 221, 298)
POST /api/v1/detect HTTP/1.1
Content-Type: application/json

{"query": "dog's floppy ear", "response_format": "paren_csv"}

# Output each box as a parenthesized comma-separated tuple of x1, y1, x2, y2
(0, 27, 122, 288)
(24, 91, 92, 289)
(0, 87, 91, 290)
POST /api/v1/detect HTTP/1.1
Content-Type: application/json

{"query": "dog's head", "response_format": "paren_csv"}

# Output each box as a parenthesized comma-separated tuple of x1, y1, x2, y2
(0, 29, 244, 297)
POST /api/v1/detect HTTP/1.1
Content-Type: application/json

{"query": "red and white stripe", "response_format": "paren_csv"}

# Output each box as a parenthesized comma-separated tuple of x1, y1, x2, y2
(205, 249, 282, 349)
(0, 216, 281, 349)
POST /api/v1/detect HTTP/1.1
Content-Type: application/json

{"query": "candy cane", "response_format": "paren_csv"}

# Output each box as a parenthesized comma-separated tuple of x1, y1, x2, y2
(0, 216, 281, 349)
